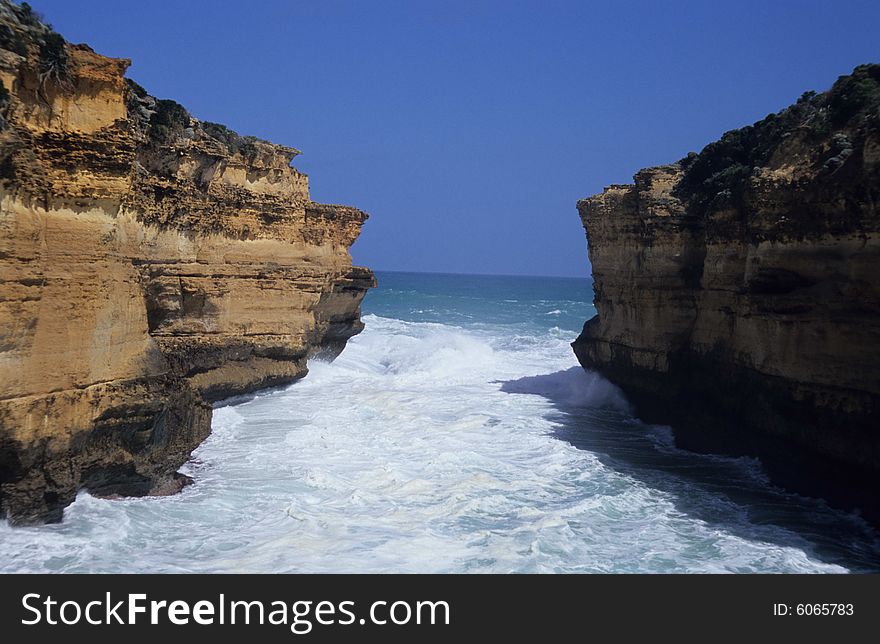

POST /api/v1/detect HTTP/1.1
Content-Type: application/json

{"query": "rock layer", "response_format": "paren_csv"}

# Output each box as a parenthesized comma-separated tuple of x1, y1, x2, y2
(0, 2, 374, 524)
(574, 65, 880, 519)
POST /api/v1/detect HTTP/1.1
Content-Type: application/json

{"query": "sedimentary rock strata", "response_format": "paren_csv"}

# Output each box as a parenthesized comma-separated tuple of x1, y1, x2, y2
(0, 1, 374, 523)
(574, 64, 880, 517)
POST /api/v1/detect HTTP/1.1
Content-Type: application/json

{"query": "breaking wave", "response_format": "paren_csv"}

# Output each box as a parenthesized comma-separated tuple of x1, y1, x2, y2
(2, 312, 878, 573)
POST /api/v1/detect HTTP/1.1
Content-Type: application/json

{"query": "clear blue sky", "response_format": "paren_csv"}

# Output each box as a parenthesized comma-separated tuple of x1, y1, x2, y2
(31, 0, 880, 277)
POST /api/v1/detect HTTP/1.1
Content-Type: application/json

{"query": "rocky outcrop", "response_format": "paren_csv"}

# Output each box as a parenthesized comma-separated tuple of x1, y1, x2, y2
(574, 65, 880, 518)
(0, 2, 374, 524)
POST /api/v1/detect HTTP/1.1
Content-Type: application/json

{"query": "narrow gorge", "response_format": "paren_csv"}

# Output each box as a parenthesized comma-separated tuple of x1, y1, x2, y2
(574, 65, 880, 519)
(0, 2, 374, 524)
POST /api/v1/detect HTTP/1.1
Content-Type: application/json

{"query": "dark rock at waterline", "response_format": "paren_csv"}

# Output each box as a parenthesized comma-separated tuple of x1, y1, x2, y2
(573, 64, 880, 523)
(0, 2, 374, 525)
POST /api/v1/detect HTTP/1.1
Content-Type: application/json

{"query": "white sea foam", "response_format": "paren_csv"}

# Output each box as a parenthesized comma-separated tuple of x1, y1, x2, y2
(0, 314, 875, 573)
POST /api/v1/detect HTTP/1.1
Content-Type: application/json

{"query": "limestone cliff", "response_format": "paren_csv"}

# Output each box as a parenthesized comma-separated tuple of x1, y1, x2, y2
(0, 2, 374, 524)
(574, 64, 880, 518)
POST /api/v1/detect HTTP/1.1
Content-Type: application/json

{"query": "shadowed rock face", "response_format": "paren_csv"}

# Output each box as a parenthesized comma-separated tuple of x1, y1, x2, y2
(573, 64, 880, 520)
(0, 2, 374, 524)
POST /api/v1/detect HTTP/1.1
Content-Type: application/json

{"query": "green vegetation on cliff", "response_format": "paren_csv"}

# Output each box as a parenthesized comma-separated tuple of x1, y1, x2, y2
(148, 98, 190, 143)
(201, 121, 262, 159)
(674, 64, 880, 216)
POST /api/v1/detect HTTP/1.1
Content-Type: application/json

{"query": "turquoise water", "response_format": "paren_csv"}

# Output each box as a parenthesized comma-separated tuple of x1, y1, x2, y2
(1, 271, 879, 572)
(362, 271, 596, 333)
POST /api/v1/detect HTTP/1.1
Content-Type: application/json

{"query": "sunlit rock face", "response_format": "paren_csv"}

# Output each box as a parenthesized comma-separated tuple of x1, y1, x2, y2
(0, 1, 374, 524)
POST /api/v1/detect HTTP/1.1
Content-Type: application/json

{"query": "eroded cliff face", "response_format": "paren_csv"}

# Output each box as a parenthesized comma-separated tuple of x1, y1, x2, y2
(0, 2, 374, 524)
(574, 65, 880, 516)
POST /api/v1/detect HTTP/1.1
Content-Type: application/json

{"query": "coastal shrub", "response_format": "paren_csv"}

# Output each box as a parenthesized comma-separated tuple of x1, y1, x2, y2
(149, 99, 190, 143)
(202, 121, 236, 147)
(825, 64, 880, 125)
(674, 63, 880, 215)
(15, 2, 43, 29)
(202, 121, 261, 157)
(0, 23, 27, 55)
(123, 78, 152, 124)
(237, 135, 259, 159)
(37, 30, 68, 86)
(126, 78, 148, 100)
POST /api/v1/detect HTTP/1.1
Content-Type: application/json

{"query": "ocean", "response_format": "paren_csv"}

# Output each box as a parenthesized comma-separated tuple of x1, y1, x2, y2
(2, 271, 879, 573)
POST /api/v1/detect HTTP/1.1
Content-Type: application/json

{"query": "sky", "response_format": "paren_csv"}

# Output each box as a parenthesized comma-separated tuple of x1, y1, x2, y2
(30, 0, 880, 277)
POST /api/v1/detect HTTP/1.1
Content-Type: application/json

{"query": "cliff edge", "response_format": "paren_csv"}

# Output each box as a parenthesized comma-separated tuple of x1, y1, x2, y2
(0, 2, 375, 524)
(573, 64, 879, 518)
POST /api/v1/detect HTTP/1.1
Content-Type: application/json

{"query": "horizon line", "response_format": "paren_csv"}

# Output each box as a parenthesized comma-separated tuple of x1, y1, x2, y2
(366, 268, 593, 281)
